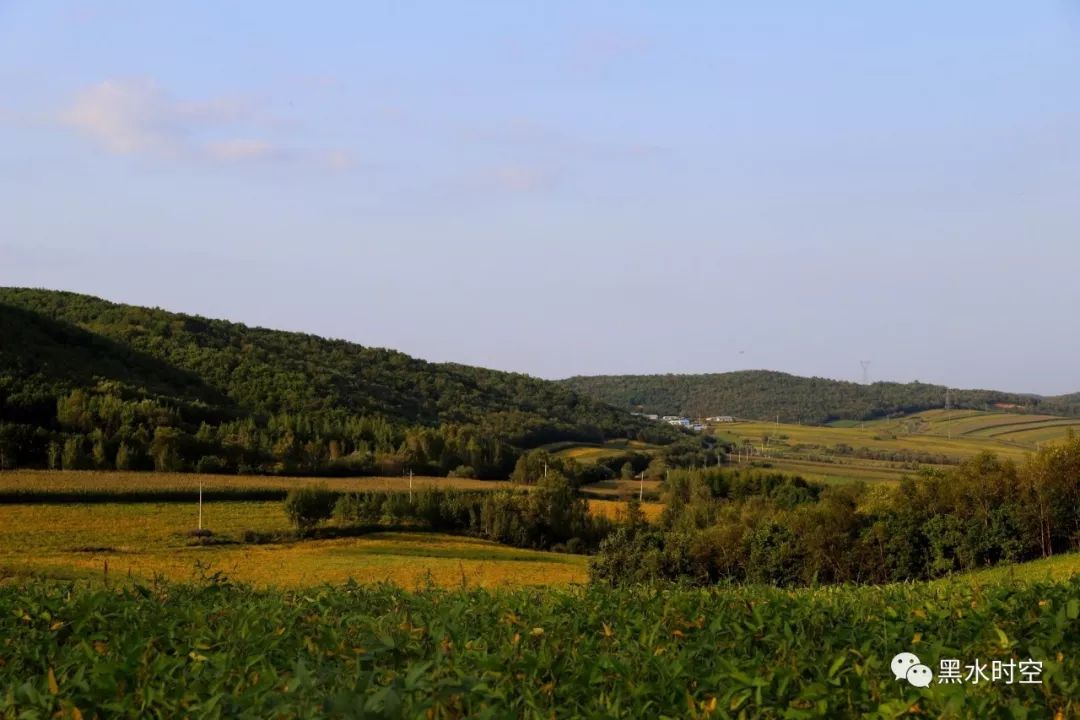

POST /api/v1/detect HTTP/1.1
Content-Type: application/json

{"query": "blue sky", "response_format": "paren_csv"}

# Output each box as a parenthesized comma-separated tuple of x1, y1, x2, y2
(2, 2, 1079, 394)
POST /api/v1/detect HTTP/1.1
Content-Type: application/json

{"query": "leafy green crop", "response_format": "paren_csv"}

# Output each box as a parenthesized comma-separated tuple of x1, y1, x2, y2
(1, 576, 1077, 718)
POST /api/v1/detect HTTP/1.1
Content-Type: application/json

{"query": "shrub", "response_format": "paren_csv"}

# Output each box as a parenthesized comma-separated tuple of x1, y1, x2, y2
(283, 485, 337, 531)
(195, 455, 228, 474)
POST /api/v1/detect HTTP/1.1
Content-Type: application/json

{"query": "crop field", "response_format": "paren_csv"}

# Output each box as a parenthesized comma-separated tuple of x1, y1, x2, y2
(714, 409, 1080, 484)
(578, 478, 663, 499)
(0, 470, 507, 502)
(586, 499, 664, 522)
(743, 457, 914, 485)
(2, 571, 1078, 717)
(543, 439, 661, 464)
(723, 419, 1034, 461)
(0, 501, 586, 589)
(861, 409, 1080, 447)
(3, 472, 1080, 717)
(957, 552, 1080, 586)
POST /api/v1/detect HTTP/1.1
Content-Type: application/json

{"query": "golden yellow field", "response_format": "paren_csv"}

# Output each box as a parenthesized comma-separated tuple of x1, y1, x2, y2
(0, 501, 586, 588)
(0, 469, 508, 495)
(587, 499, 664, 522)
(543, 439, 662, 464)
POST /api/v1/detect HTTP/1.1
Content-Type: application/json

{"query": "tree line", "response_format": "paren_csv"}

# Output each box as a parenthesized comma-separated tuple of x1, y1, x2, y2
(330, 476, 608, 553)
(0, 289, 684, 476)
(591, 434, 1080, 586)
(0, 384, 721, 482)
(562, 369, 1080, 424)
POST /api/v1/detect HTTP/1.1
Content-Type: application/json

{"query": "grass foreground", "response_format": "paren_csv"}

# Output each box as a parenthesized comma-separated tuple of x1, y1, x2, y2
(1, 573, 1078, 718)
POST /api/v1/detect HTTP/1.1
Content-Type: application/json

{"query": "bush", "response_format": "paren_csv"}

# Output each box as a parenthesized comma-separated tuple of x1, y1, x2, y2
(241, 529, 280, 544)
(283, 485, 337, 531)
(195, 455, 229, 474)
(448, 465, 476, 478)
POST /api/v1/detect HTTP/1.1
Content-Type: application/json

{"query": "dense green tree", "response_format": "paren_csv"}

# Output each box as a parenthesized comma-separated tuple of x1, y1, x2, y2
(150, 427, 183, 472)
(61, 437, 86, 470)
(91, 431, 108, 469)
(283, 485, 337, 531)
(0, 288, 680, 477)
(562, 370, 1080, 424)
(592, 439, 1080, 587)
(115, 442, 132, 471)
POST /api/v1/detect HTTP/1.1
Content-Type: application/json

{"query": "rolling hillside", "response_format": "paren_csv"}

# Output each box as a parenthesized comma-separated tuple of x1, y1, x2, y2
(712, 408, 1080, 486)
(860, 408, 1080, 446)
(0, 288, 677, 475)
(561, 370, 1080, 424)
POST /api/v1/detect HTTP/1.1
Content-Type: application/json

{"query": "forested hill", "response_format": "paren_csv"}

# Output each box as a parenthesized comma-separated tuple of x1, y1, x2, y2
(0, 288, 676, 476)
(560, 370, 1080, 425)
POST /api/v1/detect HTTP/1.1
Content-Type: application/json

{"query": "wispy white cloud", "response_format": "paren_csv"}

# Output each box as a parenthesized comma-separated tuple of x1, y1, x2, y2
(61, 79, 249, 156)
(62, 80, 165, 153)
(59, 78, 354, 169)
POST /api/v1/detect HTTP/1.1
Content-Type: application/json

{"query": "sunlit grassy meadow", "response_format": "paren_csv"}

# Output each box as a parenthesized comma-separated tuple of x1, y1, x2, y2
(0, 498, 587, 589)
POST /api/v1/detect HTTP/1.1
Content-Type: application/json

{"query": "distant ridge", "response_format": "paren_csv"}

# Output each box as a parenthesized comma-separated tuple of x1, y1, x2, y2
(560, 370, 1080, 425)
(0, 287, 677, 475)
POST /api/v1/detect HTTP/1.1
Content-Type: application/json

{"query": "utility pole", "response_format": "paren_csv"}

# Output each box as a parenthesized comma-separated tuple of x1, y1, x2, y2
(944, 389, 953, 439)
(409, 468, 414, 501)
(198, 482, 203, 531)
(638, 471, 645, 502)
